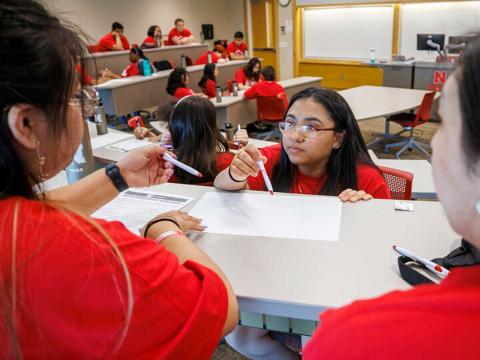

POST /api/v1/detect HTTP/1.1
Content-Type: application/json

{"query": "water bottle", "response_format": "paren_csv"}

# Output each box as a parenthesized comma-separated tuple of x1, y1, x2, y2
(65, 121, 95, 184)
(244, 49, 250, 60)
(225, 121, 234, 142)
(232, 80, 238, 96)
(370, 48, 376, 64)
(200, 32, 205, 44)
(215, 85, 222, 103)
(155, 36, 162, 47)
(94, 103, 108, 135)
(142, 59, 152, 76)
(207, 51, 213, 64)
(180, 55, 187, 69)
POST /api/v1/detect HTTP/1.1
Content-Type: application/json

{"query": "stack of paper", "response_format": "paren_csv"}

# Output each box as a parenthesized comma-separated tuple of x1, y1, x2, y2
(107, 138, 154, 152)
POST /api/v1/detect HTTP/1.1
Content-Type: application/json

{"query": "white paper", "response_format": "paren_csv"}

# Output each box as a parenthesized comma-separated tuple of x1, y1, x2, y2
(90, 132, 133, 150)
(189, 192, 342, 241)
(107, 138, 153, 152)
(93, 189, 194, 234)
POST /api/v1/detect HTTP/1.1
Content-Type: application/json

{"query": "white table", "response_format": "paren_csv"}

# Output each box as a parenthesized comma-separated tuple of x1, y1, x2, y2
(212, 76, 323, 128)
(144, 183, 459, 333)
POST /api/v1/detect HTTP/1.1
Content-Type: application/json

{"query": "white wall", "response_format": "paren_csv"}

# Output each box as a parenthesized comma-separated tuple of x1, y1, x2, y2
(43, 0, 245, 47)
(277, 2, 294, 79)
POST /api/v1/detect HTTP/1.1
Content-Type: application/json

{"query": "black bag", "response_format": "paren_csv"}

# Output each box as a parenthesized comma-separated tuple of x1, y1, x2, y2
(154, 60, 174, 71)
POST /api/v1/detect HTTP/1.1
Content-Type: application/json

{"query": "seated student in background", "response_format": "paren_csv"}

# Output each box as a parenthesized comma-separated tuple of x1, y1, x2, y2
(243, 65, 285, 100)
(227, 31, 248, 60)
(194, 46, 228, 65)
(214, 39, 229, 60)
(234, 57, 261, 90)
(0, 1, 238, 357)
(142, 25, 162, 48)
(167, 18, 194, 45)
(215, 86, 390, 359)
(198, 63, 219, 98)
(96, 22, 130, 52)
(303, 34, 480, 360)
(121, 47, 155, 77)
(75, 64, 119, 85)
(166, 68, 205, 99)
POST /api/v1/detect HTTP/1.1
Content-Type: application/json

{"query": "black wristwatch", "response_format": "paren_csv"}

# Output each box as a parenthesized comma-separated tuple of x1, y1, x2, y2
(105, 163, 129, 192)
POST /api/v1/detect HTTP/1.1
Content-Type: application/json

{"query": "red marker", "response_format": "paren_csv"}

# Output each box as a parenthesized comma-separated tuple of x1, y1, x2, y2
(163, 153, 203, 178)
(393, 245, 450, 278)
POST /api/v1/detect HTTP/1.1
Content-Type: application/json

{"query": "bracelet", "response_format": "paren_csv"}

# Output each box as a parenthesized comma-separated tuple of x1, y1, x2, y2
(155, 230, 185, 244)
(105, 163, 129, 192)
(144, 217, 180, 238)
(228, 166, 247, 183)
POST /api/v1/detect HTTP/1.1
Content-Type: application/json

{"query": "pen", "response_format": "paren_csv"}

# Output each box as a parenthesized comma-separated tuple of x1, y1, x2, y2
(393, 245, 450, 278)
(257, 160, 274, 195)
(163, 153, 203, 178)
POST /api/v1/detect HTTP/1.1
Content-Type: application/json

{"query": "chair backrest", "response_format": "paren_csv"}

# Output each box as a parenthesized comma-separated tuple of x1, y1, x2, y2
(378, 165, 414, 200)
(86, 44, 98, 54)
(412, 92, 436, 127)
(256, 92, 289, 122)
(227, 79, 233, 94)
(127, 116, 145, 129)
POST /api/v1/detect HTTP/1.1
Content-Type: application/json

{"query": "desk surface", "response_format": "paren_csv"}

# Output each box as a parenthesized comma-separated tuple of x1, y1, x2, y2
(147, 183, 459, 320)
(339, 86, 436, 121)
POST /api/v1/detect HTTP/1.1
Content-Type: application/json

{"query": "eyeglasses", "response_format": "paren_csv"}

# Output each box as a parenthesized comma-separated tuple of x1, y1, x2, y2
(279, 121, 336, 140)
(69, 86, 98, 118)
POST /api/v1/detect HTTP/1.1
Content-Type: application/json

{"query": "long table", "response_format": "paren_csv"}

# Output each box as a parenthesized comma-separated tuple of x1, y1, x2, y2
(83, 43, 208, 76)
(94, 60, 250, 116)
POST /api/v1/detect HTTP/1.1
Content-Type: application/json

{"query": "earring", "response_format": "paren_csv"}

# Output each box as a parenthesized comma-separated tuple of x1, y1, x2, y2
(36, 141, 47, 182)
(476, 201, 480, 215)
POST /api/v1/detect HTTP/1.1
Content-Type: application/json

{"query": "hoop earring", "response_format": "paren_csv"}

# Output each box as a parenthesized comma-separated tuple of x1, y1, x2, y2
(36, 141, 47, 182)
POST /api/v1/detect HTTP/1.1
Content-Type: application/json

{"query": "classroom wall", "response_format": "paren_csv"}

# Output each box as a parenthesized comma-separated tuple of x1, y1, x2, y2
(43, 0, 245, 47)
(277, 2, 295, 79)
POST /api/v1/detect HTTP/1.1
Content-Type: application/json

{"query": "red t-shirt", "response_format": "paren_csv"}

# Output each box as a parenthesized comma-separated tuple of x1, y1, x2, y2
(75, 64, 94, 86)
(303, 265, 480, 359)
(167, 27, 193, 45)
(203, 79, 217, 98)
(97, 33, 131, 52)
(173, 87, 195, 99)
(226, 41, 248, 57)
(121, 62, 140, 77)
(195, 51, 220, 65)
(243, 80, 285, 99)
(234, 67, 250, 86)
(142, 35, 161, 48)
(0, 197, 227, 358)
(169, 152, 234, 185)
(247, 144, 390, 198)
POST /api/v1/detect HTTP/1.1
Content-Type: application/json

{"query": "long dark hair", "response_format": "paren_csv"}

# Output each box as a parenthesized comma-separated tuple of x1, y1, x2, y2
(130, 46, 146, 59)
(147, 25, 160, 37)
(271, 87, 379, 195)
(166, 68, 189, 95)
(244, 57, 261, 82)
(457, 34, 480, 170)
(0, 0, 86, 200)
(168, 96, 229, 184)
(198, 63, 216, 89)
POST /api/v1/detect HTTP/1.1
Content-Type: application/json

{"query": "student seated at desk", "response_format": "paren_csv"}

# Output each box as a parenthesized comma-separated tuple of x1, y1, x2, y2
(167, 18, 194, 45)
(194, 46, 228, 65)
(243, 65, 285, 100)
(0, 1, 238, 357)
(198, 63, 219, 98)
(75, 64, 119, 85)
(121, 47, 155, 77)
(166, 68, 205, 99)
(141, 25, 162, 48)
(235, 57, 261, 90)
(96, 21, 130, 52)
(226, 31, 248, 60)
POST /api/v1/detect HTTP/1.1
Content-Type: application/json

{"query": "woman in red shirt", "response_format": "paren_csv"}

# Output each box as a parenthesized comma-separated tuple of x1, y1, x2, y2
(121, 47, 155, 77)
(198, 63, 219, 98)
(235, 57, 261, 90)
(166, 68, 205, 99)
(303, 35, 480, 360)
(0, 1, 238, 358)
(141, 25, 162, 48)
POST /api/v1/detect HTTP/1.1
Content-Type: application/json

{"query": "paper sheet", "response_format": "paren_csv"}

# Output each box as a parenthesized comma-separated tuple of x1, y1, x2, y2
(189, 192, 342, 241)
(90, 132, 133, 150)
(107, 138, 154, 152)
(93, 189, 194, 234)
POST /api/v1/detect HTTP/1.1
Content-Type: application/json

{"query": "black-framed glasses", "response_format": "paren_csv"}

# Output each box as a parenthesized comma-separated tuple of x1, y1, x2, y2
(69, 86, 98, 118)
(278, 121, 336, 140)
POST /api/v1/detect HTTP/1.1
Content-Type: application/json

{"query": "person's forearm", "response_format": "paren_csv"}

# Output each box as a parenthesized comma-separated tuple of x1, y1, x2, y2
(214, 167, 248, 191)
(230, 54, 244, 60)
(46, 168, 119, 215)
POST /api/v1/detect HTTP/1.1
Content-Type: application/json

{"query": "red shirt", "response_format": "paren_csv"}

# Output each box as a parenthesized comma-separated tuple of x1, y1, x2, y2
(243, 80, 285, 99)
(234, 67, 250, 86)
(304, 265, 480, 359)
(195, 51, 220, 65)
(0, 197, 227, 358)
(167, 27, 193, 45)
(226, 41, 248, 57)
(247, 144, 391, 198)
(203, 79, 217, 98)
(142, 35, 161, 48)
(75, 64, 94, 86)
(169, 152, 234, 185)
(97, 33, 131, 52)
(173, 87, 195, 99)
(121, 62, 140, 77)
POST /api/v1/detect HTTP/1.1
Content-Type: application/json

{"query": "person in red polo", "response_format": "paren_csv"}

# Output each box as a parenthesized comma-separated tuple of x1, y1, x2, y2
(243, 65, 285, 100)
(227, 31, 248, 60)
(96, 22, 130, 52)
(167, 18, 194, 45)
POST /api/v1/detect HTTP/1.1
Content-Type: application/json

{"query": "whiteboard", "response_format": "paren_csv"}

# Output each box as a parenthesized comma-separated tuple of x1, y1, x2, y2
(400, 1, 480, 59)
(303, 6, 394, 60)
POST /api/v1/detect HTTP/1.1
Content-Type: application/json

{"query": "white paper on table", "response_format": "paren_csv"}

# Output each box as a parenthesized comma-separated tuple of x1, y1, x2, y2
(93, 189, 194, 234)
(107, 138, 153, 152)
(90, 132, 133, 150)
(189, 192, 342, 241)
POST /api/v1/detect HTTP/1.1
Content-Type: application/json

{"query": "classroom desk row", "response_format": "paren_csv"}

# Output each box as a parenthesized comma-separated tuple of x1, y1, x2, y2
(83, 43, 208, 76)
